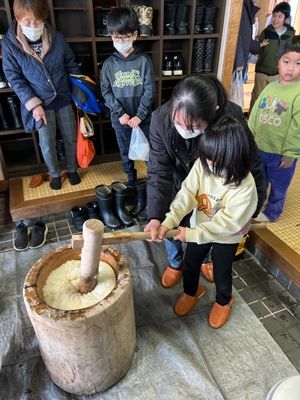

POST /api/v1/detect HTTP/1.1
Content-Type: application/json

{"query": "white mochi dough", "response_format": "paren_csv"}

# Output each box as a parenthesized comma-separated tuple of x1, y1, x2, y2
(43, 259, 116, 310)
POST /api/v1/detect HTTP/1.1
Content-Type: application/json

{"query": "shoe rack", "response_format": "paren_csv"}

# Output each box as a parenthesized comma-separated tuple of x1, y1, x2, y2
(0, 0, 227, 179)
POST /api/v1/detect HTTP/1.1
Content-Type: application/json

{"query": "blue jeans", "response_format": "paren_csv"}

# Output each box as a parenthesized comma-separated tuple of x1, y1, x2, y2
(38, 105, 77, 177)
(259, 150, 297, 221)
(165, 238, 211, 269)
(114, 120, 150, 184)
(164, 238, 183, 268)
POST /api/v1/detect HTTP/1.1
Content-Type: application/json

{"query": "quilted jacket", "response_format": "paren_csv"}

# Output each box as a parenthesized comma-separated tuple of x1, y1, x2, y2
(2, 21, 80, 132)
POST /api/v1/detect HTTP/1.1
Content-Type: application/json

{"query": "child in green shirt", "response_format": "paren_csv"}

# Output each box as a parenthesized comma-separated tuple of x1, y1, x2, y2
(248, 36, 300, 222)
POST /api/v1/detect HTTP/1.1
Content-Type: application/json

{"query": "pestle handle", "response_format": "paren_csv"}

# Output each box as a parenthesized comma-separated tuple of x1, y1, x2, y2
(72, 229, 180, 251)
(71, 223, 267, 251)
(79, 219, 104, 294)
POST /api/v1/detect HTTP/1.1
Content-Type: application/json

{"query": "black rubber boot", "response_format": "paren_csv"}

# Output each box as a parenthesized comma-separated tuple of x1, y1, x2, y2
(7, 95, 22, 129)
(0, 101, 9, 129)
(164, 2, 176, 35)
(137, 207, 148, 223)
(95, 184, 121, 229)
(203, 38, 216, 73)
(175, 4, 190, 35)
(95, 11, 110, 37)
(194, 5, 205, 34)
(203, 4, 217, 34)
(191, 39, 205, 73)
(111, 182, 134, 227)
(130, 180, 147, 218)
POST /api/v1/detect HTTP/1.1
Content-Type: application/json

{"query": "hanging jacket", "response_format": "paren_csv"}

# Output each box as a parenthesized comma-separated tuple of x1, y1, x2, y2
(2, 21, 80, 132)
(234, 0, 260, 69)
(100, 47, 155, 129)
(147, 100, 265, 224)
(255, 24, 295, 76)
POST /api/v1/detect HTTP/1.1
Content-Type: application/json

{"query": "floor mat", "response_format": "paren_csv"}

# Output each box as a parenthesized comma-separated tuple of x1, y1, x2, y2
(22, 160, 147, 201)
(0, 228, 297, 400)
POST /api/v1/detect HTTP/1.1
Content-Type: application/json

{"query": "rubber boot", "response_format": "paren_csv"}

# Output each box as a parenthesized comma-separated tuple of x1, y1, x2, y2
(7, 95, 22, 129)
(95, 184, 121, 229)
(130, 180, 147, 217)
(111, 182, 134, 227)
(194, 5, 205, 34)
(175, 4, 190, 35)
(203, 4, 217, 34)
(191, 39, 205, 73)
(203, 38, 216, 73)
(137, 207, 148, 223)
(134, 5, 153, 36)
(164, 2, 176, 35)
(0, 101, 9, 129)
(95, 11, 110, 37)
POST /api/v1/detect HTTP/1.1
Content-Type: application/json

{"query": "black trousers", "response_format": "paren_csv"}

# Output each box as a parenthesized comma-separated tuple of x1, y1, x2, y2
(183, 241, 239, 306)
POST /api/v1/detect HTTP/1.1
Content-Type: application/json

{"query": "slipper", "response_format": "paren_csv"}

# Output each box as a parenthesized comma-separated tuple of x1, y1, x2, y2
(29, 173, 50, 188)
(61, 171, 69, 183)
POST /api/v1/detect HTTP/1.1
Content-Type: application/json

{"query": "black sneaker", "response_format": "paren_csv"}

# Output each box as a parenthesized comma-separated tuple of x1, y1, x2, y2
(71, 206, 89, 231)
(172, 54, 183, 76)
(29, 222, 48, 249)
(86, 201, 100, 219)
(14, 222, 29, 251)
(162, 54, 173, 76)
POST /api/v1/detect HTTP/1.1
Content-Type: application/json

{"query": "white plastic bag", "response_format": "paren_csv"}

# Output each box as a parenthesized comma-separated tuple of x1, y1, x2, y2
(229, 70, 244, 109)
(128, 127, 149, 161)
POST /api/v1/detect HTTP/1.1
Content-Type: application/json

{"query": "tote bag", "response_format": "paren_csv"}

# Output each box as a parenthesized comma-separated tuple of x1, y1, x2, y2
(229, 70, 244, 109)
(76, 112, 96, 168)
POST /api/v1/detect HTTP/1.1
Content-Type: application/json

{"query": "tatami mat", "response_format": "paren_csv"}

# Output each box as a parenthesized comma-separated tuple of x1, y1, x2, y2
(264, 163, 300, 255)
(22, 160, 147, 201)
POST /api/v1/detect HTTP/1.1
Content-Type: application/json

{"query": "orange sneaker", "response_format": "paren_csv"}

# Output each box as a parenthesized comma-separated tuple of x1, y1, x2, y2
(174, 286, 206, 316)
(208, 297, 235, 329)
(161, 266, 182, 288)
(200, 262, 214, 283)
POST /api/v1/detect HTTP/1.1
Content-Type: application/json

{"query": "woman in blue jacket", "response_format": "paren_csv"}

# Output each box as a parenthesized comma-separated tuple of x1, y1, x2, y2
(2, 0, 82, 252)
(2, 0, 81, 191)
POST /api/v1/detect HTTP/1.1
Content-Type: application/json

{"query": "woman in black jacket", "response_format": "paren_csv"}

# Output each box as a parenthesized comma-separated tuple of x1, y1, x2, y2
(145, 74, 265, 288)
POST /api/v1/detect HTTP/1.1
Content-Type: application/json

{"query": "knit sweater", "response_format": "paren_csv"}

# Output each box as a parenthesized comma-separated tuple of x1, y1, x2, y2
(162, 158, 258, 245)
(248, 80, 300, 159)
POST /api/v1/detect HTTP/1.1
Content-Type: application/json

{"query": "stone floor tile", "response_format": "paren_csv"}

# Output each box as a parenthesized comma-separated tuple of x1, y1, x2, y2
(262, 295, 287, 313)
(261, 316, 283, 335)
(233, 276, 247, 290)
(272, 330, 299, 353)
(238, 271, 261, 286)
(249, 301, 270, 318)
(277, 291, 298, 308)
(275, 310, 299, 329)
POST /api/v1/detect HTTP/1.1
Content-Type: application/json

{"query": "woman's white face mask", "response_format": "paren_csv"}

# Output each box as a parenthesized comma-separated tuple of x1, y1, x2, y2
(21, 24, 44, 42)
(174, 123, 204, 139)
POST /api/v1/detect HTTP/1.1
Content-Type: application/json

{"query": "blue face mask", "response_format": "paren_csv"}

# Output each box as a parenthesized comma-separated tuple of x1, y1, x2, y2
(174, 124, 204, 139)
(113, 41, 133, 53)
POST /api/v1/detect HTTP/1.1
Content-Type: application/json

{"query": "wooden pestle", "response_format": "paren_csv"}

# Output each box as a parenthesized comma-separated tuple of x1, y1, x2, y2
(79, 219, 104, 294)
(72, 222, 266, 252)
